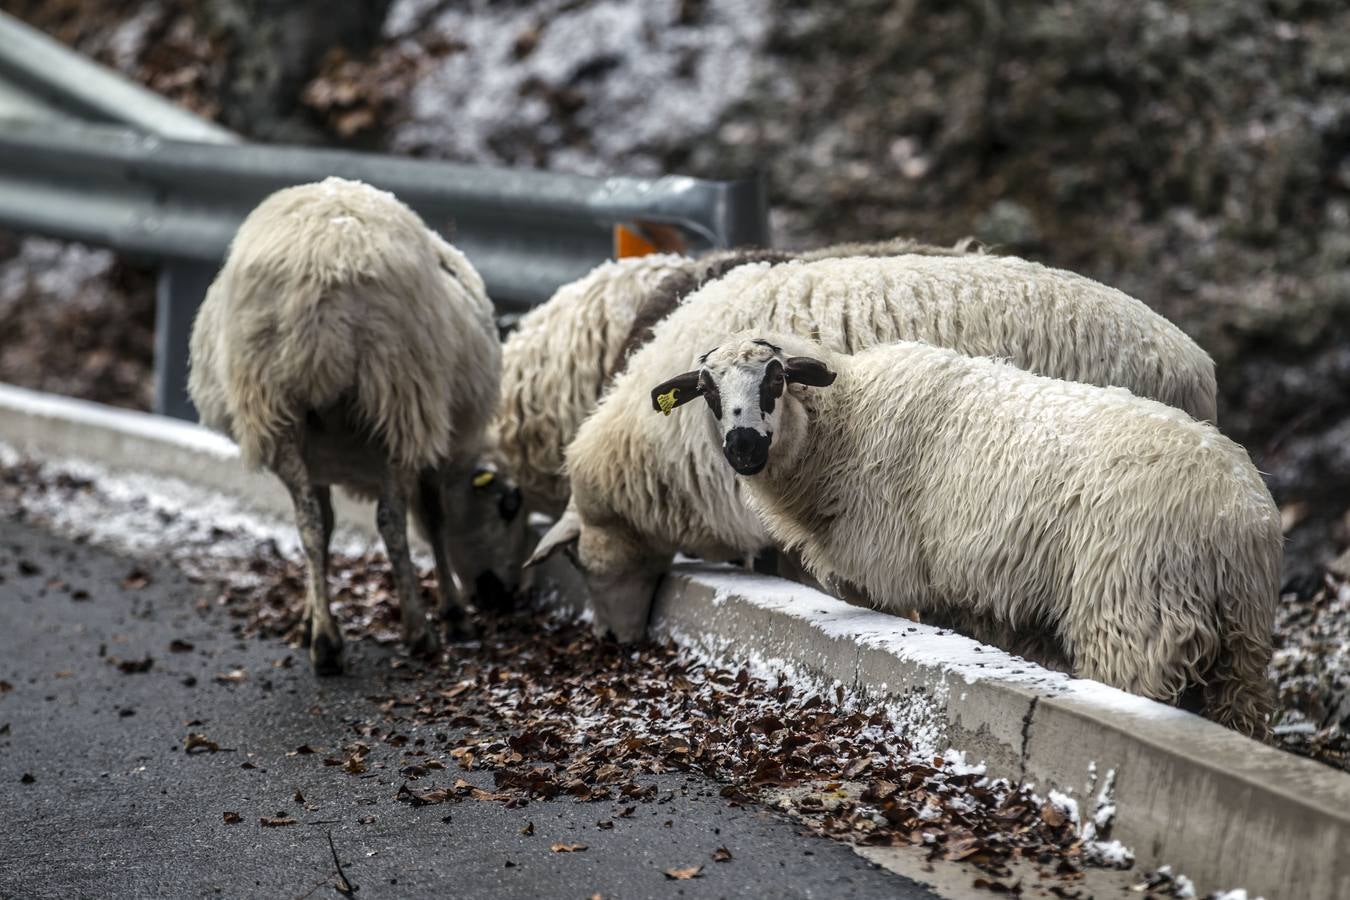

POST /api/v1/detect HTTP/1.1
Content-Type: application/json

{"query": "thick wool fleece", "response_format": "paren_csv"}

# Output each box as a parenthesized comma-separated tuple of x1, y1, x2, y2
(567, 253, 1218, 570)
(731, 335, 1280, 736)
(493, 254, 687, 516)
(188, 177, 500, 470)
(496, 238, 974, 515)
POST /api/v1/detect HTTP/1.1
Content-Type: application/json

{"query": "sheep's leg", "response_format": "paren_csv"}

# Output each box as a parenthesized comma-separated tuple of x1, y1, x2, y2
(378, 475, 441, 659)
(299, 484, 335, 649)
(415, 471, 477, 641)
(1068, 609, 1196, 713)
(274, 441, 343, 675)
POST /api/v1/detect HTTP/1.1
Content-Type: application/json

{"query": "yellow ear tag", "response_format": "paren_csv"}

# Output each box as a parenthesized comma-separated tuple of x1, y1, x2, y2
(472, 470, 495, 489)
(657, 388, 679, 416)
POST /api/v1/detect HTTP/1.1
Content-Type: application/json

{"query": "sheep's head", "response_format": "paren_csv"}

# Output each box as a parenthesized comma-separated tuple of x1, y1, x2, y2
(440, 461, 529, 612)
(650, 337, 835, 476)
(525, 505, 665, 643)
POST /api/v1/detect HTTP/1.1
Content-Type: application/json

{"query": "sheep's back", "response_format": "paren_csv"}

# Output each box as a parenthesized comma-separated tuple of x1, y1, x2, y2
(653, 254, 1217, 421)
(189, 178, 499, 470)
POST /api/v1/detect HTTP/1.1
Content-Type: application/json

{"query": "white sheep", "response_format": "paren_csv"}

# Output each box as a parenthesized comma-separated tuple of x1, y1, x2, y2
(494, 252, 690, 517)
(530, 254, 1219, 647)
(649, 333, 1280, 736)
(494, 239, 975, 516)
(189, 177, 528, 673)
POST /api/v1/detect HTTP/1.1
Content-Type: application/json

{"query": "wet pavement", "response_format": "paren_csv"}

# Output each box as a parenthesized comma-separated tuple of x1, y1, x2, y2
(0, 517, 939, 899)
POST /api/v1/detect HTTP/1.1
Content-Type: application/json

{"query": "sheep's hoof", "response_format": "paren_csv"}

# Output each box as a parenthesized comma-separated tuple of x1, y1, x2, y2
(441, 612, 480, 642)
(310, 630, 344, 676)
(405, 627, 442, 659)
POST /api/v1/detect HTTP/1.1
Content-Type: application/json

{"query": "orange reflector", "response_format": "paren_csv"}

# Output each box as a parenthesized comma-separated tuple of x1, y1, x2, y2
(613, 222, 689, 258)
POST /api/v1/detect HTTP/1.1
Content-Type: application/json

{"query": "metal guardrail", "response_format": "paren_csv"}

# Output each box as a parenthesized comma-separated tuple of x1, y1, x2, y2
(0, 13, 236, 143)
(0, 13, 769, 420)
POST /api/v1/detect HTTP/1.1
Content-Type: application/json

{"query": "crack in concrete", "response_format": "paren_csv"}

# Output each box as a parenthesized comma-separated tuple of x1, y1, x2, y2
(1018, 695, 1039, 781)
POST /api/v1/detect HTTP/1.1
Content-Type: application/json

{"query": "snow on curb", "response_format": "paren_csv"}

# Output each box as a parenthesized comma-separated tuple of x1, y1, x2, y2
(1, 383, 1347, 899)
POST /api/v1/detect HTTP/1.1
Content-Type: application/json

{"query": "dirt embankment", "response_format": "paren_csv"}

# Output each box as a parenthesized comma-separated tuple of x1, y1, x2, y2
(4, 0, 1349, 570)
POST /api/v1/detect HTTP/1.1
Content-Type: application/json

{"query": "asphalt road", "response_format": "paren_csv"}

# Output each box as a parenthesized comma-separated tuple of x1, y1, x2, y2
(0, 517, 940, 900)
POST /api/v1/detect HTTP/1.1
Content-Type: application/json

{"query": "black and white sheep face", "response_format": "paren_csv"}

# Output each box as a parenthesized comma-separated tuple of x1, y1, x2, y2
(650, 338, 836, 477)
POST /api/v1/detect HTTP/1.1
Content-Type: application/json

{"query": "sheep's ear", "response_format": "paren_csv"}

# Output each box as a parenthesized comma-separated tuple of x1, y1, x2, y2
(650, 371, 703, 415)
(524, 506, 582, 569)
(784, 356, 836, 388)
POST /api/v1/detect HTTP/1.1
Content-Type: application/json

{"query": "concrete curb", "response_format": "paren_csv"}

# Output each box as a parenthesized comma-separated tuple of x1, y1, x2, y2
(2, 383, 1347, 899)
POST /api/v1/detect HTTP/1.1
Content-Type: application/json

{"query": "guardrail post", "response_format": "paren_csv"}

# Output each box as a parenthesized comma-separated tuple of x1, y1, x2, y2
(154, 261, 214, 421)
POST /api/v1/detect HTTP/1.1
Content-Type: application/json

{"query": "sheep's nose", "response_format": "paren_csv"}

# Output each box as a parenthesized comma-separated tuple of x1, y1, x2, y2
(724, 427, 770, 476)
(473, 571, 516, 614)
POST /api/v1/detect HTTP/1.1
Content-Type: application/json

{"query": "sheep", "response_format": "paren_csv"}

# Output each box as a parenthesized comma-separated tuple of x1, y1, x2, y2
(188, 176, 528, 674)
(493, 238, 975, 517)
(648, 333, 1281, 736)
(494, 252, 690, 517)
(529, 253, 1219, 648)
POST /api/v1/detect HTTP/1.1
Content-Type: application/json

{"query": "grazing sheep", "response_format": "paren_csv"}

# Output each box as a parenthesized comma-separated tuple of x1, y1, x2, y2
(494, 253, 688, 517)
(649, 334, 1280, 735)
(530, 254, 1219, 647)
(189, 177, 527, 674)
(494, 238, 974, 516)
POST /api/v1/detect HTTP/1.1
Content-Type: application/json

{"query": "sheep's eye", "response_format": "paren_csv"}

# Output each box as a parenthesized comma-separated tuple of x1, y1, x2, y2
(698, 372, 722, 419)
(760, 363, 785, 414)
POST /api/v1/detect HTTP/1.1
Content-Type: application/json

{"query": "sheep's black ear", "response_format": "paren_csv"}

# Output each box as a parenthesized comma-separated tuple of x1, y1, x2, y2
(784, 356, 836, 388)
(650, 371, 703, 415)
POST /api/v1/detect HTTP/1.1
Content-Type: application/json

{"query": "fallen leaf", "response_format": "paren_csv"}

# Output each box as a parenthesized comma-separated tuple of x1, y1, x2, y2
(184, 733, 221, 754)
(215, 668, 247, 684)
(223, 811, 241, 824)
(121, 568, 151, 590)
(169, 640, 195, 653)
(260, 816, 297, 827)
(116, 656, 154, 674)
(551, 843, 587, 853)
(712, 847, 733, 862)
(973, 877, 1020, 893)
(293, 790, 305, 803)
(287, 745, 318, 757)
(0, 680, 11, 693)
(20, 773, 35, 784)
(520, 821, 534, 836)
(663, 865, 703, 880)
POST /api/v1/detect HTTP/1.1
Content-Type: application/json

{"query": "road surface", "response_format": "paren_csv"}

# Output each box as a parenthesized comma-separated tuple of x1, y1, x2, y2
(0, 517, 940, 899)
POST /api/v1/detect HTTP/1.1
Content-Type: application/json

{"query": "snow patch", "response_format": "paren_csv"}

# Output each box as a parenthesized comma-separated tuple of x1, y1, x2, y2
(387, 0, 770, 174)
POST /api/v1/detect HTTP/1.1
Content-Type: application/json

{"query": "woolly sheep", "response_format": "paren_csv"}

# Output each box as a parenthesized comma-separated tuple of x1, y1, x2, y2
(650, 333, 1280, 735)
(530, 254, 1219, 648)
(493, 238, 974, 516)
(189, 177, 528, 674)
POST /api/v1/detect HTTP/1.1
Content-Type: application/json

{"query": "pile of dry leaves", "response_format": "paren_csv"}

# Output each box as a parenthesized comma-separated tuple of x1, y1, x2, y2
(204, 543, 1129, 894)
(1269, 574, 1350, 768)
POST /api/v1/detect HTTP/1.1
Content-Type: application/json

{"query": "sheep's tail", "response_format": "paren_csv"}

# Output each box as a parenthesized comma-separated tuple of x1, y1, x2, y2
(227, 284, 362, 469)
